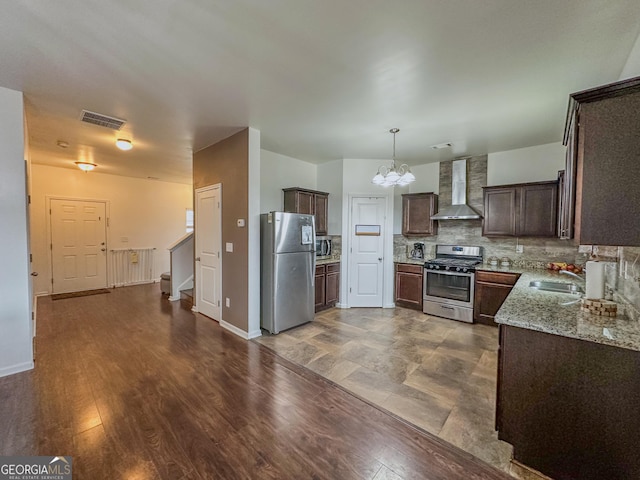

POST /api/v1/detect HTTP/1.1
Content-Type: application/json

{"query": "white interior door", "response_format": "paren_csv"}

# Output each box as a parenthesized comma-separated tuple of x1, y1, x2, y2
(195, 185, 222, 320)
(349, 196, 385, 307)
(50, 199, 107, 294)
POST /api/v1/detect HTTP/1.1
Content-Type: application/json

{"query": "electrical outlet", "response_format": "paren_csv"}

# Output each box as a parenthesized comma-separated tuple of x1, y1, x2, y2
(516, 244, 524, 254)
(225, 297, 230, 308)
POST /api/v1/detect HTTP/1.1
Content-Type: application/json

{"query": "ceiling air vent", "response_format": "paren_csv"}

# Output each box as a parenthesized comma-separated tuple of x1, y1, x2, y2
(79, 110, 126, 130)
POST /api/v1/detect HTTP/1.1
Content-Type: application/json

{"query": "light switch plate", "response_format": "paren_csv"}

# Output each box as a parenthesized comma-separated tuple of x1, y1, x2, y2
(237, 219, 246, 227)
(225, 298, 230, 308)
(225, 242, 233, 252)
(516, 244, 524, 253)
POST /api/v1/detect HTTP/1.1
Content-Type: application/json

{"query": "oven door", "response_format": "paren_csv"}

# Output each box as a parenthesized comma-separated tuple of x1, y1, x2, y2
(423, 269, 474, 308)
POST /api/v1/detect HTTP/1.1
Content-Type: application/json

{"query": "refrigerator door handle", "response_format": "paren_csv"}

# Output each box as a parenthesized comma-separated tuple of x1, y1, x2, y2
(311, 255, 315, 287)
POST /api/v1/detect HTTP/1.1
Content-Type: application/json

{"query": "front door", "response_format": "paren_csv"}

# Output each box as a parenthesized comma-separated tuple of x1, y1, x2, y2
(195, 185, 222, 320)
(50, 199, 107, 294)
(348, 196, 385, 307)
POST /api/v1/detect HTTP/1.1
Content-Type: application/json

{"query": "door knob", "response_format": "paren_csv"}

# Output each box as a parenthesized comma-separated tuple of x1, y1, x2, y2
(31, 272, 38, 276)
(195, 257, 201, 262)
(101, 248, 106, 252)
(378, 257, 383, 262)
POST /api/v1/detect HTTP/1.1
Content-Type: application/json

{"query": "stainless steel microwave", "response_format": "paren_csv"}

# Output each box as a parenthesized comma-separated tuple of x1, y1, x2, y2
(316, 236, 332, 259)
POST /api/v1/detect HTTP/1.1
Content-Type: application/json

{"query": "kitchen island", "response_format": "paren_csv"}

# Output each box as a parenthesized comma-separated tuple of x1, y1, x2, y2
(494, 269, 640, 480)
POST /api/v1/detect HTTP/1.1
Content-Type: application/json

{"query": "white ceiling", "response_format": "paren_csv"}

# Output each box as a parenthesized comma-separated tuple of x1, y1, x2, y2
(1, 1, 639, 185)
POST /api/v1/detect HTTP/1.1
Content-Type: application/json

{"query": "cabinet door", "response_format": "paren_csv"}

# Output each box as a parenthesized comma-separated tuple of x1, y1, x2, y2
(518, 183, 558, 237)
(395, 264, 423, 310)
(482, 187, 517, 236)
(559, 110, 578, 239)
(325, 263, 340, 306)
(314, 193, 328, 236)
(402, 193, 438, 236)
(473, 281, 514, 326)
(314, 265, 325, 312)
(296, 191, 314, 215)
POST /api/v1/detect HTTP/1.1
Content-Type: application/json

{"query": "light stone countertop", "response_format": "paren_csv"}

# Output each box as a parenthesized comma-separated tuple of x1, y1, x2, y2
(316, 257, 340, 266)
(393, 256, 426, 265)
(491, 267, 640, 352)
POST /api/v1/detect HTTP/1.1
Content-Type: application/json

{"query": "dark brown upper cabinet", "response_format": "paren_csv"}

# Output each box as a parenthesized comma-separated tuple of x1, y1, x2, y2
(482, 181, 558, 237)
(401, 192, 438, 236)
(561, 76, 640, 245)
(283, 188, 329, 236)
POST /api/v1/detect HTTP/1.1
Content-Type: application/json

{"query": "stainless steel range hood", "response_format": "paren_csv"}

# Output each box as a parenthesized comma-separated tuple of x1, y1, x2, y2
(431, 158, 482, 220)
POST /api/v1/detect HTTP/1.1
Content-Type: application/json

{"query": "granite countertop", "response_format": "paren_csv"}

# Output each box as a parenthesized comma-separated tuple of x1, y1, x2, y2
(316, 257, 340, 266)
(493, 268, 640, 352)
(393, 256, 426, 265)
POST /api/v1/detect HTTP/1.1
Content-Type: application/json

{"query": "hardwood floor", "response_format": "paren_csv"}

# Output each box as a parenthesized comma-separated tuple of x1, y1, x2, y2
(0, 284, 510, 479)
(254, 307, 514, 473)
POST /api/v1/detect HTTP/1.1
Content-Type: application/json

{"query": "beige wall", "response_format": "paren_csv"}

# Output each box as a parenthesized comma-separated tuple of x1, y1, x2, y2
(193, 129, 250, 332)
(30, 164, 193, 295)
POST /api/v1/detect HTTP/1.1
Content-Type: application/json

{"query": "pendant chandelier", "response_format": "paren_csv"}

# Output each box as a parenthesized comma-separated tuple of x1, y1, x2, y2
(371, 128, 415, 187)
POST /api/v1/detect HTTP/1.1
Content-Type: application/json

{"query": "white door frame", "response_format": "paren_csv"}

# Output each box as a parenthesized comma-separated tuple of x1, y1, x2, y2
(193, 184, 222, 322)
(341, 192, 395, 309)
(46, 196, 110, 293)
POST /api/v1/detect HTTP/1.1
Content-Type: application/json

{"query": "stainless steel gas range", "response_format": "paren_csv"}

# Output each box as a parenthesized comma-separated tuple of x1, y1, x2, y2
(423, 245, 483, 323)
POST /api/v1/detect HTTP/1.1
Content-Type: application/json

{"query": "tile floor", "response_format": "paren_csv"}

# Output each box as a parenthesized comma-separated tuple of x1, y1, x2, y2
(254, 307, 547, 479)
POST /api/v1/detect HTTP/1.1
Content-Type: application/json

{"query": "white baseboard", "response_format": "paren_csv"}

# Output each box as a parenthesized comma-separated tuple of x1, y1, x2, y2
(220, 320, 252, 340)
(383, 302, 396, 308)
(191, 305, 199, 313)
(0, 361, 34, 378)
(247, 329, 262, 339)
(336, 302, 349, 309)
(168, 295, 179, 302)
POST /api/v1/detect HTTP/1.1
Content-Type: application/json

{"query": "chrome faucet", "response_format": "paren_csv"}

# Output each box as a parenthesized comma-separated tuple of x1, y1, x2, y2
(560, 269, 585, 283)
(559, 269, 585, 306)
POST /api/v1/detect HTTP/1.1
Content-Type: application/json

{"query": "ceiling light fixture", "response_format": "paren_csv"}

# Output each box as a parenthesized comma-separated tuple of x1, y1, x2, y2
(372, 128, 415, 187)
(56, 140, 69, 148)
(431, 142, 453, 149)
(116, 138, 133, 151)
(75, 162, 97, 172)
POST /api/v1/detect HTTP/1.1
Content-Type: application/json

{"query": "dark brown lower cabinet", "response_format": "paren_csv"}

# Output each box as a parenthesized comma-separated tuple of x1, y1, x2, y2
(395, 263, 423, 310)
(473, 270, 519, 326)
(315, 262, 340, 312)
(497, 325, 640, 480)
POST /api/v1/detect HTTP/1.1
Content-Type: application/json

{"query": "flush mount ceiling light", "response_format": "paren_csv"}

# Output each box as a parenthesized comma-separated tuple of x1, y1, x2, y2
(75, 162, 97, 172)
(431, 142, 453, 149)
(372, 128, 415, 187)
(116, 138, 133, 151)
(56, 140, 69, 148)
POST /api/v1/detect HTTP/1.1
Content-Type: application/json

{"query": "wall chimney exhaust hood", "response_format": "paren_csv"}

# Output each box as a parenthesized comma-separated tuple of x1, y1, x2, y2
(431, 158, 482, 220)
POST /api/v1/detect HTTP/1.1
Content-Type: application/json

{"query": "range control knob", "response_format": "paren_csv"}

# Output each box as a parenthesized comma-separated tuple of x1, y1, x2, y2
(434, 265, 440, 270)
(445, 266, 450, 271)
(462, 267, 469, 273)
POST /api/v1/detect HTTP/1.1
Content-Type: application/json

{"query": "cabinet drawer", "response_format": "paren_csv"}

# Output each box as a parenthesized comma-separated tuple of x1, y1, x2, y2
(396, 263, 423, 274)
(326, 263, 340, 274)
(315, 264, 325, 275)
(476, 270, 519, 285)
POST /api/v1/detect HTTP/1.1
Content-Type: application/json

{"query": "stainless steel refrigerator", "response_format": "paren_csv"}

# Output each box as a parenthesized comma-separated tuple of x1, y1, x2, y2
(260, 212, 315, 334)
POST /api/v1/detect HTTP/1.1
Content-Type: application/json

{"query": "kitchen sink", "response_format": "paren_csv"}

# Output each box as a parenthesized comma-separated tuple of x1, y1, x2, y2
(529, 280, 584, 295)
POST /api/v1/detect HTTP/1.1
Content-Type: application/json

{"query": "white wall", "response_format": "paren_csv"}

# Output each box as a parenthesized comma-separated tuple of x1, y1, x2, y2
(487, 142, 565, 186)
(30, 165, 192, 294)
(620, 31, 640, 80)
(0, 87, 33, 377)
(317, 159, 343, 235)
(247, 128, 261, 338)
(259, 149, 317, 214)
